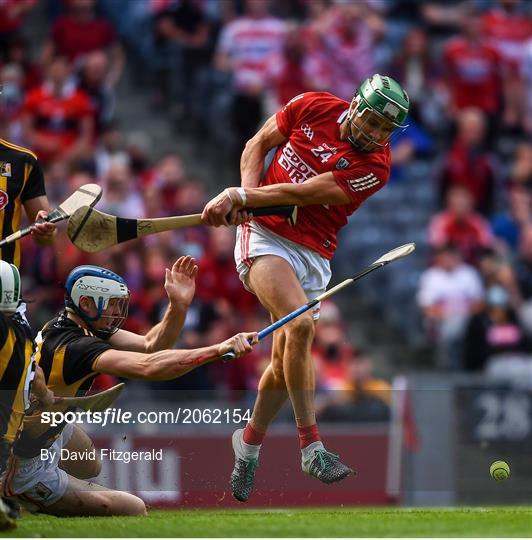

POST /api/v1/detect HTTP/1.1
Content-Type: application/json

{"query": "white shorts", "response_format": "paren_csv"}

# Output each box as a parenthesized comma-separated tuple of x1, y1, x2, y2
(1, 423, 74, 512)
(235, 222, 331, 319)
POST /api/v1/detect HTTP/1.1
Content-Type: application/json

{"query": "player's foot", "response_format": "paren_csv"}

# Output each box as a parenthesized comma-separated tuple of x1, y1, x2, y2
(230, 428, 260, 502)
(301, 442, 354, 484)
(2, 497, 21, 520)
(0, 498, 16, 530)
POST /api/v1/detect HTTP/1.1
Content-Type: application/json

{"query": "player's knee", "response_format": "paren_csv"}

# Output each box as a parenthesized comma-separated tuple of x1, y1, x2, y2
(271, 359, 284, 381)
(287, 315, 314, 340)
(101, 492, 146, 516)
(121, 495, 147, 516)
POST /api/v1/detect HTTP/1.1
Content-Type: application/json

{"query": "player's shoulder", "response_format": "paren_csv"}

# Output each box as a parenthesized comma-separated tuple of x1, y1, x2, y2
(282, 91, 346, 120)
(0, 138, 39, 164)
(42, 314, 94, 347)
(300, 91, 346, 108)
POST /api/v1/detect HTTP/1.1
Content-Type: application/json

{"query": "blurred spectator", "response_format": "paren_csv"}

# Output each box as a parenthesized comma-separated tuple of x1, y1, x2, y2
(514, 224, 532, 335)
(442, 9, 502, 125)
(390, 27, 445, 130)
(482, 0, 532, 131)
(439, 108, 497, 215)
(417, 244, 484, 370)
(312, 300, 353, 391)
(215, 0, 286, 153)
(152, 0, 212, 116)
(477, 248, 521, 309)
(0, 63, 25, 142)
(508, 142, 532, 189)
(428, 186, 494, 264)
(99, 157, 144, 219)
(42, 0, 124, 86)
(76, 49, 115, 132)
(318, 349, 391, 423)
(491, 184, 532, 252)
(0, 0, 35, 59)
(307, 1, 385, 101)
(463, 284, 529, 372)
(522, 37, 532, 135)
(2, 36, 42, 91)
(125, 130, 153, 181)
(21, 55, 93, 166)
(143, 153, 186, 215)
(196, 226, 259, 316)
(93, 121, 127, 180)
(265, 22, 312, 111)
(389, 116, 433, 182)
(422, 1, 472, 31)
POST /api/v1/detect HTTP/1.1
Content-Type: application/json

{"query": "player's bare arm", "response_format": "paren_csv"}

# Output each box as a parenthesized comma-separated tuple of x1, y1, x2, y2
(93, 332, 258, 381)
(241, 114, 288, 189)
(108, 256, 198, 353)
(24, 196, 57, 245)
(26, 365, 56, 414)
(202, 173, 350, 227)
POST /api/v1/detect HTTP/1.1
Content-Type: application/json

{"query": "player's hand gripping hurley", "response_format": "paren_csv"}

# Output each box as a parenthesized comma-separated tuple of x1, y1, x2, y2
(0, 183, 102, 247)
(222, 243, 416, 361)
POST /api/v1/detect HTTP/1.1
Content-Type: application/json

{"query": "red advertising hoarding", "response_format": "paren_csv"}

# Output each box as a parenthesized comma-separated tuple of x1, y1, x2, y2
(94, 427, 395, 507)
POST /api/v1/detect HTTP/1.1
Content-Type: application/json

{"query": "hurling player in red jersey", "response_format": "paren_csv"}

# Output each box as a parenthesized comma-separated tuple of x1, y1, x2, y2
(202, 74, 409, 502)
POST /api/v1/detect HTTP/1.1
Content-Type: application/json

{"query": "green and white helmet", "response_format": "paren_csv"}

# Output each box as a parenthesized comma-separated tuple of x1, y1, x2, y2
(346, 74, 410, 152)
(0, 260, 21, 312)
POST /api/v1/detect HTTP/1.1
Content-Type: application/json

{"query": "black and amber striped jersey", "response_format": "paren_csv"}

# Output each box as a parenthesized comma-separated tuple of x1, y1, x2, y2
(0, 312, 35, 474)
(14, 313, 112, 458)
(0, 139, 46, 267)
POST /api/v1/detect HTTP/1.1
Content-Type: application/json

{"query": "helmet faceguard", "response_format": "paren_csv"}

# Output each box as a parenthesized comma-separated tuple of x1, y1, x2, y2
(65, 265, 130, 339)
(0, 261, 21, 313)
(346, 74, 410, 152)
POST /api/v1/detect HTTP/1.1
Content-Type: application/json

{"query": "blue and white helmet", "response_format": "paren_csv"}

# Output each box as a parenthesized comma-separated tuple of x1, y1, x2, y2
(65, 265, 130, 338)
(0, 260, 21, 312)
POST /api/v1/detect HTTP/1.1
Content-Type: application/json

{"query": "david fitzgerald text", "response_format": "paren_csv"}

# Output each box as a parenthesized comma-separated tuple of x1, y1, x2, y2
(41, 448, 163, 464)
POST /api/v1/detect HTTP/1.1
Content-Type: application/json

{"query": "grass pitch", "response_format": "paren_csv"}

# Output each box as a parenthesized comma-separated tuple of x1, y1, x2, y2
(2, 507, 531, 537)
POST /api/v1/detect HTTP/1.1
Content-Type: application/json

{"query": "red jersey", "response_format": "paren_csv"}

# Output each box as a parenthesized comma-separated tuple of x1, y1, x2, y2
(51, 15, 116, 62)
(483, 9, 532, 70)
(22, 83, 93, 162)
(255, 92, 390, 259)
(443, 37, 502, 114)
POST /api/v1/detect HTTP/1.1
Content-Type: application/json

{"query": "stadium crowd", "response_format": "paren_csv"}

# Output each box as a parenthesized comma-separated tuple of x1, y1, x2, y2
(0, 0, 531, 412)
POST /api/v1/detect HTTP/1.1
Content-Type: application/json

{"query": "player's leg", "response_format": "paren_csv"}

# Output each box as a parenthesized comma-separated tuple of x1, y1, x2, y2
(246, 255, 317, 429)
(247, 255, 353, 484)
(59, 425, 101, 479)
(231, 324, 288, 501)
(44, 475, 146, 517)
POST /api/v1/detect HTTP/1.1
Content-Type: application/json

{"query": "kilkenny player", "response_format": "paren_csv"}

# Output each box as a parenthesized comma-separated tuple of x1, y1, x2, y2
(0, 139, 56, 266)
(6, 256, 257, 516)
(0, 261, 53, 529)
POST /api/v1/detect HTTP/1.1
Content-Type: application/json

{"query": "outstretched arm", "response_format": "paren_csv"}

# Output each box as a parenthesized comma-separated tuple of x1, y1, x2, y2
(94, 332, 258, 381)
(109, 256, 198, 353)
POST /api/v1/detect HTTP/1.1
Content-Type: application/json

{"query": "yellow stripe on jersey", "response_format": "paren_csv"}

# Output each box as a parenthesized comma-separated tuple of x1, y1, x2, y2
(0, 173, 6, 263)
(48, 345, 94, 397)
(9, 162, 34, 266)
(0, 139, 38, 161)
(0, 326, 16, 380)
(4, 341, 32, 443)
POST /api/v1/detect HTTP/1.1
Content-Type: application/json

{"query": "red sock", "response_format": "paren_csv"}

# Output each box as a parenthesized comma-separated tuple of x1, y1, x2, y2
(298, 423, 321, 449)
(243, 423, 266, 446)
